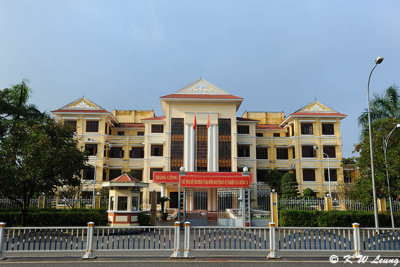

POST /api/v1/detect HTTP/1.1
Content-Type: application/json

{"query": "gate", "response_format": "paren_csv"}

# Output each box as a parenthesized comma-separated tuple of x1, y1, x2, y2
(249, 184, 271, 227)
(217, 189, 250, 227)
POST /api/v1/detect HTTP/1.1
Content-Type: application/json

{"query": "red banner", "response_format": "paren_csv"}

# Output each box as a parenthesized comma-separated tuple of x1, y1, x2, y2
(153, 172, 179, 183)
(180, 175, 251, 188)
(153, 171, 252, 188)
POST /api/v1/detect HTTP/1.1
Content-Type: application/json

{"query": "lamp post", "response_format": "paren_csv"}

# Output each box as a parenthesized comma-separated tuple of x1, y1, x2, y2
(383, 123, 400, 229)
(313, 145, 331, 197)
(178, 166, 186, 224)
(367, 56, 384, 230)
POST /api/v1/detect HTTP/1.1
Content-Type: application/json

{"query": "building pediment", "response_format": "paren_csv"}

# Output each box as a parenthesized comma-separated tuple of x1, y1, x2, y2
(174, 78, 230, 95)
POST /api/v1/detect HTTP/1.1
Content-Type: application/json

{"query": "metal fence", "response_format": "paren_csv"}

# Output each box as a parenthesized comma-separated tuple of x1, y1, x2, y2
(1, 222, 399, 260)
(0, 198, 109, 209)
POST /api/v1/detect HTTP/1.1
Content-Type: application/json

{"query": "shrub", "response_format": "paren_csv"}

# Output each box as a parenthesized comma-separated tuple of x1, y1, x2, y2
(280, 210, 400, 227)
(138, 211, 151, 226)
(303, 188, 317, 198)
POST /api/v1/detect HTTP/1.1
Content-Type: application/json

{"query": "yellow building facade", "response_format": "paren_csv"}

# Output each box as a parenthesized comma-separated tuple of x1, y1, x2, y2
(52, 79, 347, 208)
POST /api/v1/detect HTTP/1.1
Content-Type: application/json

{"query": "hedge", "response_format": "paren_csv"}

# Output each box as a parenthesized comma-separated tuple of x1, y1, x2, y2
(280, 210, 400, 227)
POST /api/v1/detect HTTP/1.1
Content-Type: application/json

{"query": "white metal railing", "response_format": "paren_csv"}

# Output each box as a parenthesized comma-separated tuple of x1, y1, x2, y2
(279, 199, 324, 210)
(1, 221, 399, 260)
(93, 226, 175, 251)
(277, 227, 354, 251)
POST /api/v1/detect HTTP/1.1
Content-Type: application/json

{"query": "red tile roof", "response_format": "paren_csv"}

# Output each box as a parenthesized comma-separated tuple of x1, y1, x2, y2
(116, 123, 145, 128)
(290, 112, 347, 117)
(160, 94, 243, 100)
(256, 124, 282, 129)
(52, 109, 110, 113)
(142, 116, 166, 120)
(110, 173, 141, 183)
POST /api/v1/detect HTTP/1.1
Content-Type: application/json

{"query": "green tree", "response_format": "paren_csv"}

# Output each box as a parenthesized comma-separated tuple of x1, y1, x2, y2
(263, 170, 283, 193)
(358, 85, 400, 129)
(303, 188, 317, 199)
(0, 81, 88, 225)
(351, 118, 400, 205)
(281, 172, 299, 198)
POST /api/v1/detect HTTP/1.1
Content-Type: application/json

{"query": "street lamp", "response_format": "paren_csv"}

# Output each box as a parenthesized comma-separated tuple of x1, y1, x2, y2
(383, 123, 400, 228)
(313, 145, 331, 197)
(367, 56, 384, 230)
(178, 166, 185, 224)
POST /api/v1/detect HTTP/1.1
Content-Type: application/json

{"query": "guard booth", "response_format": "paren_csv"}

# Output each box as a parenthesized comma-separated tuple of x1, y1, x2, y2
(153, 171, 256, 226)
(102, 173, 148, 226)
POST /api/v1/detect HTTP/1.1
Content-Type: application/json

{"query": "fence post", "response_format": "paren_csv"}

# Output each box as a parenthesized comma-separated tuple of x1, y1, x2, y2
(184, 221, 192, 258)
(324, 196, 332, 211)
(267, 222, 278, 259)
(82, 222, 96, 259)
(270, 190, 279, 226)
(377, 198, 386, 212)
(170, 221, 181, 258)
(0, 222, 6, 260)
(352, 223, 361, 258)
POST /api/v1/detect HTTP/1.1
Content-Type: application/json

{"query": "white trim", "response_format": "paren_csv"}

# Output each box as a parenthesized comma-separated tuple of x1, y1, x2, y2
(320, 120, 337, 123)
(299, 120, 316, 122)
(62, 117, 79, 120)
(84, 117, 101, 120)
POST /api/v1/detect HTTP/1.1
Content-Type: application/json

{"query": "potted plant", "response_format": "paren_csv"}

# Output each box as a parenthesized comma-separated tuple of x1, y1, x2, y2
(159, 196, 170, 220)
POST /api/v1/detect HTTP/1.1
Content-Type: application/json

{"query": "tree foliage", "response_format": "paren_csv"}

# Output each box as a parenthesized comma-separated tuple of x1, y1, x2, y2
(350, 118, 400, 205)
(0, 80, 88, 225)
(263, 170, 283, 193)
(358, 85, 400, 130)
(281, 172, 299, 198)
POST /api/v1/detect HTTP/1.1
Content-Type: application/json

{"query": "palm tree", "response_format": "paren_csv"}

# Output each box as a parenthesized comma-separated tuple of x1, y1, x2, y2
(358, 85, 400, 129)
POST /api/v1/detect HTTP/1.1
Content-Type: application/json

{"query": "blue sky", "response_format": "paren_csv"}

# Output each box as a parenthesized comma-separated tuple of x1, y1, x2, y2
(1, 0, 400, 157)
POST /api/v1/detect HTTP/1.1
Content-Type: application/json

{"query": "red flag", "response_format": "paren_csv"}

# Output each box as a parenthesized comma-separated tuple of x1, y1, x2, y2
(207, 114, 210, 129)
(193, 114, 197, 130)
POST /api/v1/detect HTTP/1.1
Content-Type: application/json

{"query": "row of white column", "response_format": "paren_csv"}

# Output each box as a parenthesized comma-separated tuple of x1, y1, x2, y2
(184, 124, 218, 172)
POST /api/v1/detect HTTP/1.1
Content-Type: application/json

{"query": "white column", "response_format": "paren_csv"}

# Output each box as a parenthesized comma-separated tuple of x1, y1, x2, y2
(207, 125, 212, 171)
(190, 126, 195, 171)
(184, 124, 190, 171)
(212, 125, 218, 171)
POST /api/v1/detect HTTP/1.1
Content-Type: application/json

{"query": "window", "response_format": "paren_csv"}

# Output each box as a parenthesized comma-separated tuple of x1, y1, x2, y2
(256, 147, 268, 159)
(117, 196, 128, 211)
(110, 147, 124, 158)
(83, 167, 95, 180)
(238, 145, 250, 157)
(109, 196, 114, 210)
(109, 169, 122, 180)
(322, 123, 335, 135)
(301, 123, 313, 135)
(64, 120, 77, 132)
(102, 169, 107, 181)
(324, 169, 337, 182)
(130, 147, 144, 158)
(303, 169, 315, 181)
(273, 133, 280, 137)
(171, 118, 184, 171)
(149, 168, 163, 180)
(148, 192, 161, 204)
(105, 123, 108, 134)
(323, 146, 336, 158)
(131, 196, 139, 211)
(137, 131, 144, 136)
(344, 170, 352, 183)
(85, 144, 98, 156)
(151, 125, 164, 133)
(108, 127, 112, 135)
(276, 148, 288, 160)
(151, 145, 163, 156)
(292, 147, 296, 159)
(117, 131, 125, 136)
(218, 119, 231, 171)
(302, 146, 316, 158)
(130, 169, 143, 181)
(256, 169, 269, 183)
(256, 132, 263, 137)
(86, 121, 99, 132)
(237, 125, 249, 134)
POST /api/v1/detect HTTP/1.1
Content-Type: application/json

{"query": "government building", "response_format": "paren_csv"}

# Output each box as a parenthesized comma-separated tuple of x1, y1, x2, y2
(52, 79, 347, 210)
